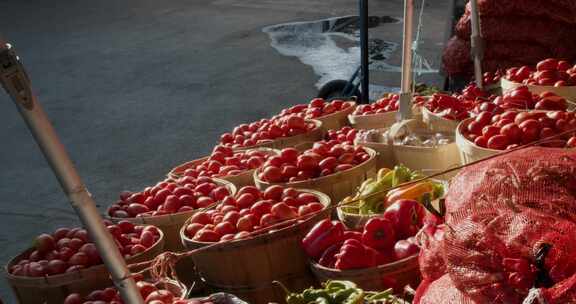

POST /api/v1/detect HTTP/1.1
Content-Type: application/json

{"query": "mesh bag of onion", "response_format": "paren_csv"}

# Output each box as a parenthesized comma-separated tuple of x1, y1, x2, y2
(415, 147, 576, 303)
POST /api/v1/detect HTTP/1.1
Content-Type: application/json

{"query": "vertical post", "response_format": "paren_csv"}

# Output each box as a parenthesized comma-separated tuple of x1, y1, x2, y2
(0, 42, 144, 303)
(359, 0, 369, 104)
(469, 0, 484, 89)
(398, 0, 414, 121)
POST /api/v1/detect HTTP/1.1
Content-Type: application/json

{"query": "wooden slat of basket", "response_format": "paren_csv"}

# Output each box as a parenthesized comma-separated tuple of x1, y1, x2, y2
(455, 119, 499, 165)
(316, 101, 356, 131)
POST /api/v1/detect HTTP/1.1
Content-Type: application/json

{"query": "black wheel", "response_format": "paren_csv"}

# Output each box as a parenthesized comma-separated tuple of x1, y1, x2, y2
(317, 80, 361, 100)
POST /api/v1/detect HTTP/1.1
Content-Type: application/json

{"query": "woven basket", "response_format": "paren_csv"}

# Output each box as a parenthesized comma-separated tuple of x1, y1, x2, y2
(167, 148, 279, 188)
(421, 107, 461, 133)
(348, 111, 397, 130)
(253, 147, 377, 204)
(315, 101, 356, 131)
(455, 119, 500, 165)
(310, 254, 420, 293)
(180, 189, 331, 304)
(235, 120, 324, 151)
(5, 228, 165, 304)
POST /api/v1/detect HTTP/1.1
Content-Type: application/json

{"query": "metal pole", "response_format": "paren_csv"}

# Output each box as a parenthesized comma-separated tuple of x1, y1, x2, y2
(0, 41, 144, 304)
(469, 0, 484, 89)
(398, 0, 414, 121)
(359, 0, 369, 104)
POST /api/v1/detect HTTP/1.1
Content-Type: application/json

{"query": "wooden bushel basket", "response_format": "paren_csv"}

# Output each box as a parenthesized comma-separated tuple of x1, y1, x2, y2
(315, 101, 356, 131)
(348, 111, 397, 130)
(253, 147, 377, 204)
(455, 119, 500, 165)
(167, 148, 279, 188)
(5, 229, 165, 304)
(180, 189, 331, 304)
(421, 107, 460, 133)
(310, 254, 420, 294)
(235, 120, 324, 151)
(354, 130, 396, 170)
(107, 178, 236, 251)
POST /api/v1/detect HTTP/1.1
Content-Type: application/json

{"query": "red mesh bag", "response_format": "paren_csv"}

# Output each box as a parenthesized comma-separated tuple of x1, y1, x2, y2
(456, 12, 576, 47)
(442, 37, 548, 76)
(470, 0, 576, 24)
(413, 148, 576, 303)
(415, 274, 476, 304)
(417, 224, 446, 282)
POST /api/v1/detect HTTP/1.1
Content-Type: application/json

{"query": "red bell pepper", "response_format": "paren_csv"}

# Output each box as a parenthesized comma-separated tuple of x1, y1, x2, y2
(301, 219, 344, 260)
(334, 239, 381, 270)
(318, 241, 344, 268)
(361, 217, 396, 251)
(383, 199, 425, 239)
(343, 230, 363, 242)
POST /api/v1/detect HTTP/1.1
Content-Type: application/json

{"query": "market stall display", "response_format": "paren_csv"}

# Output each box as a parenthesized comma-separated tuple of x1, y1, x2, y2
(218, 116, 324, 150)
(167, 146, 278, 187)
(5, 223, 164, 304)
(180, 186, 331, 304)
(254, 143, 376, 203)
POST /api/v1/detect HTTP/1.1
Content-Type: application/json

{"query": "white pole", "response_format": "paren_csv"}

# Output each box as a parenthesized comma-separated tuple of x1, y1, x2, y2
(469, 0, 484, 89)
(399, 0, 414, 121)
(0, 41, 144, 304)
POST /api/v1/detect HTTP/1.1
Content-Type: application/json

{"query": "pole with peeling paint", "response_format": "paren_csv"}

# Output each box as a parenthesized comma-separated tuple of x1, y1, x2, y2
(399, 0, 414, 120)
(0, 40, 144, 304)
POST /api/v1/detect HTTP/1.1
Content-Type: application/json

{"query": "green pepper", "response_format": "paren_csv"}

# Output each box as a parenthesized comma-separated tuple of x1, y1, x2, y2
(323, 280, 357, 294)
(314, 297, 330, 304)
(358, 171, 394, 215)
(333, 288, 362, 303)
(273, 281, 307, 304)
(302, 289, 332, 302)
(392, 164, 412, 186)
(365, 288, 392, 302)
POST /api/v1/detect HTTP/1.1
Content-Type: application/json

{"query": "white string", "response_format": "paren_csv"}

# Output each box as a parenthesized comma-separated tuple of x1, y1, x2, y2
(522, 288, 547, 304)
(411, 0, 432, 94)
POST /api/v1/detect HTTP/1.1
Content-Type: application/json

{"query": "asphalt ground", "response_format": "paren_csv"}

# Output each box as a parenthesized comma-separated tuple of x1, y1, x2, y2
(0, 0, 450, 301)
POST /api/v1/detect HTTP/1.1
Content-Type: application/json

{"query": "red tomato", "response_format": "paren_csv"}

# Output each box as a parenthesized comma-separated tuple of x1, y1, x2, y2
(260, 214, 279, 227)
(474, 136, 488, 148)
(296, 155, 318, 171)
(567, 136, 576, 148)
(482, 125, 500, 138)
(558, 60, 572, 71)
(335, 164, 354, 172)
(297, 193, 318, 205)
(467, 121, 484, 135)
(145, 290, 174, 303)
(190, 212, 212, 225)
(194, 229, 220, 242)
(271, 202, 297, 220)
(500, 123, 522, 144)
(537, 58, 558, 71)
(487, 135, 510, 150)
(475, 111, 492, 126)
(222, 211, 240, 225)
(237, 215, 256, 232)
(318, 156, 337, 171)
(250, 200, 273, 217)
(280, 148, 299, 162)
(261, 166, 283, 182)
(215, 222, 236, 236)
(263, 185, 283, 200)
(185, 223, 204, 238)
(236, 193, 256, 209)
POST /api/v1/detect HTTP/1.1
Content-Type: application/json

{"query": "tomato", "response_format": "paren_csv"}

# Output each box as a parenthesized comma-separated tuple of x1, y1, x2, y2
(540, 128, 556, 140)
(127, 203, 149, 217)
(310, 98, 325, 108)
(261, 166, 283, 182)
(487, 135, 510, 150)
(236, 193, 256, 209)
(271, 202, 297, 220)
(475, 111, 492, 126)
(537, 58, 558, 71)
(54, 228, 70, 240)
(467, 121, 484, 135)
(500, 111, 518, 121)
(500, 123, 522, 144)
(286, 115, 306, 130)
(196, 196, 215, 208)
(235, 231, 251, 240)
(79, 243, 101, 265)
(558, 60, 572, 71)
(394, 240, 419, 260)
(222, 211, 240, 225)
(482, 125, 500, 138)
(260, 186, 281, 201)
(215, 222, 236, 236)
(136, 281, 157, 299)
(250, 200, 273, 217)
(318, 156, 337, 171)
(297, 193, 318, 205)
(307, 202, 324, 212)
(297, 205, 313, 216)
(280, 148, 299, 162)
(474, 136, 488, 148)
(260, 214, 279, 227)
(46, 260, 67, 275)
(567, 136, 576, 148)
(338, 152, 355, 164)
(69, 252, 89, 267)
(194, 229, 221, 242)
(145, 290, 174, 303)
(296, 155, 318, 171)
(237, 215, 256, 232)
(190, 212, 212, 225)
(495, 118, 514, 128)
(35, 234, 56, 254)
(185, 223, 204, 238)
(281, 165, 298, 178)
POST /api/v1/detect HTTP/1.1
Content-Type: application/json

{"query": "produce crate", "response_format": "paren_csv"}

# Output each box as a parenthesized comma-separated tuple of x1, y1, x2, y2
(254, 147, 377, 204)
(180, 189, 331, 304)
(348, 111, 397, 130)
(5, 229, 165, 304)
